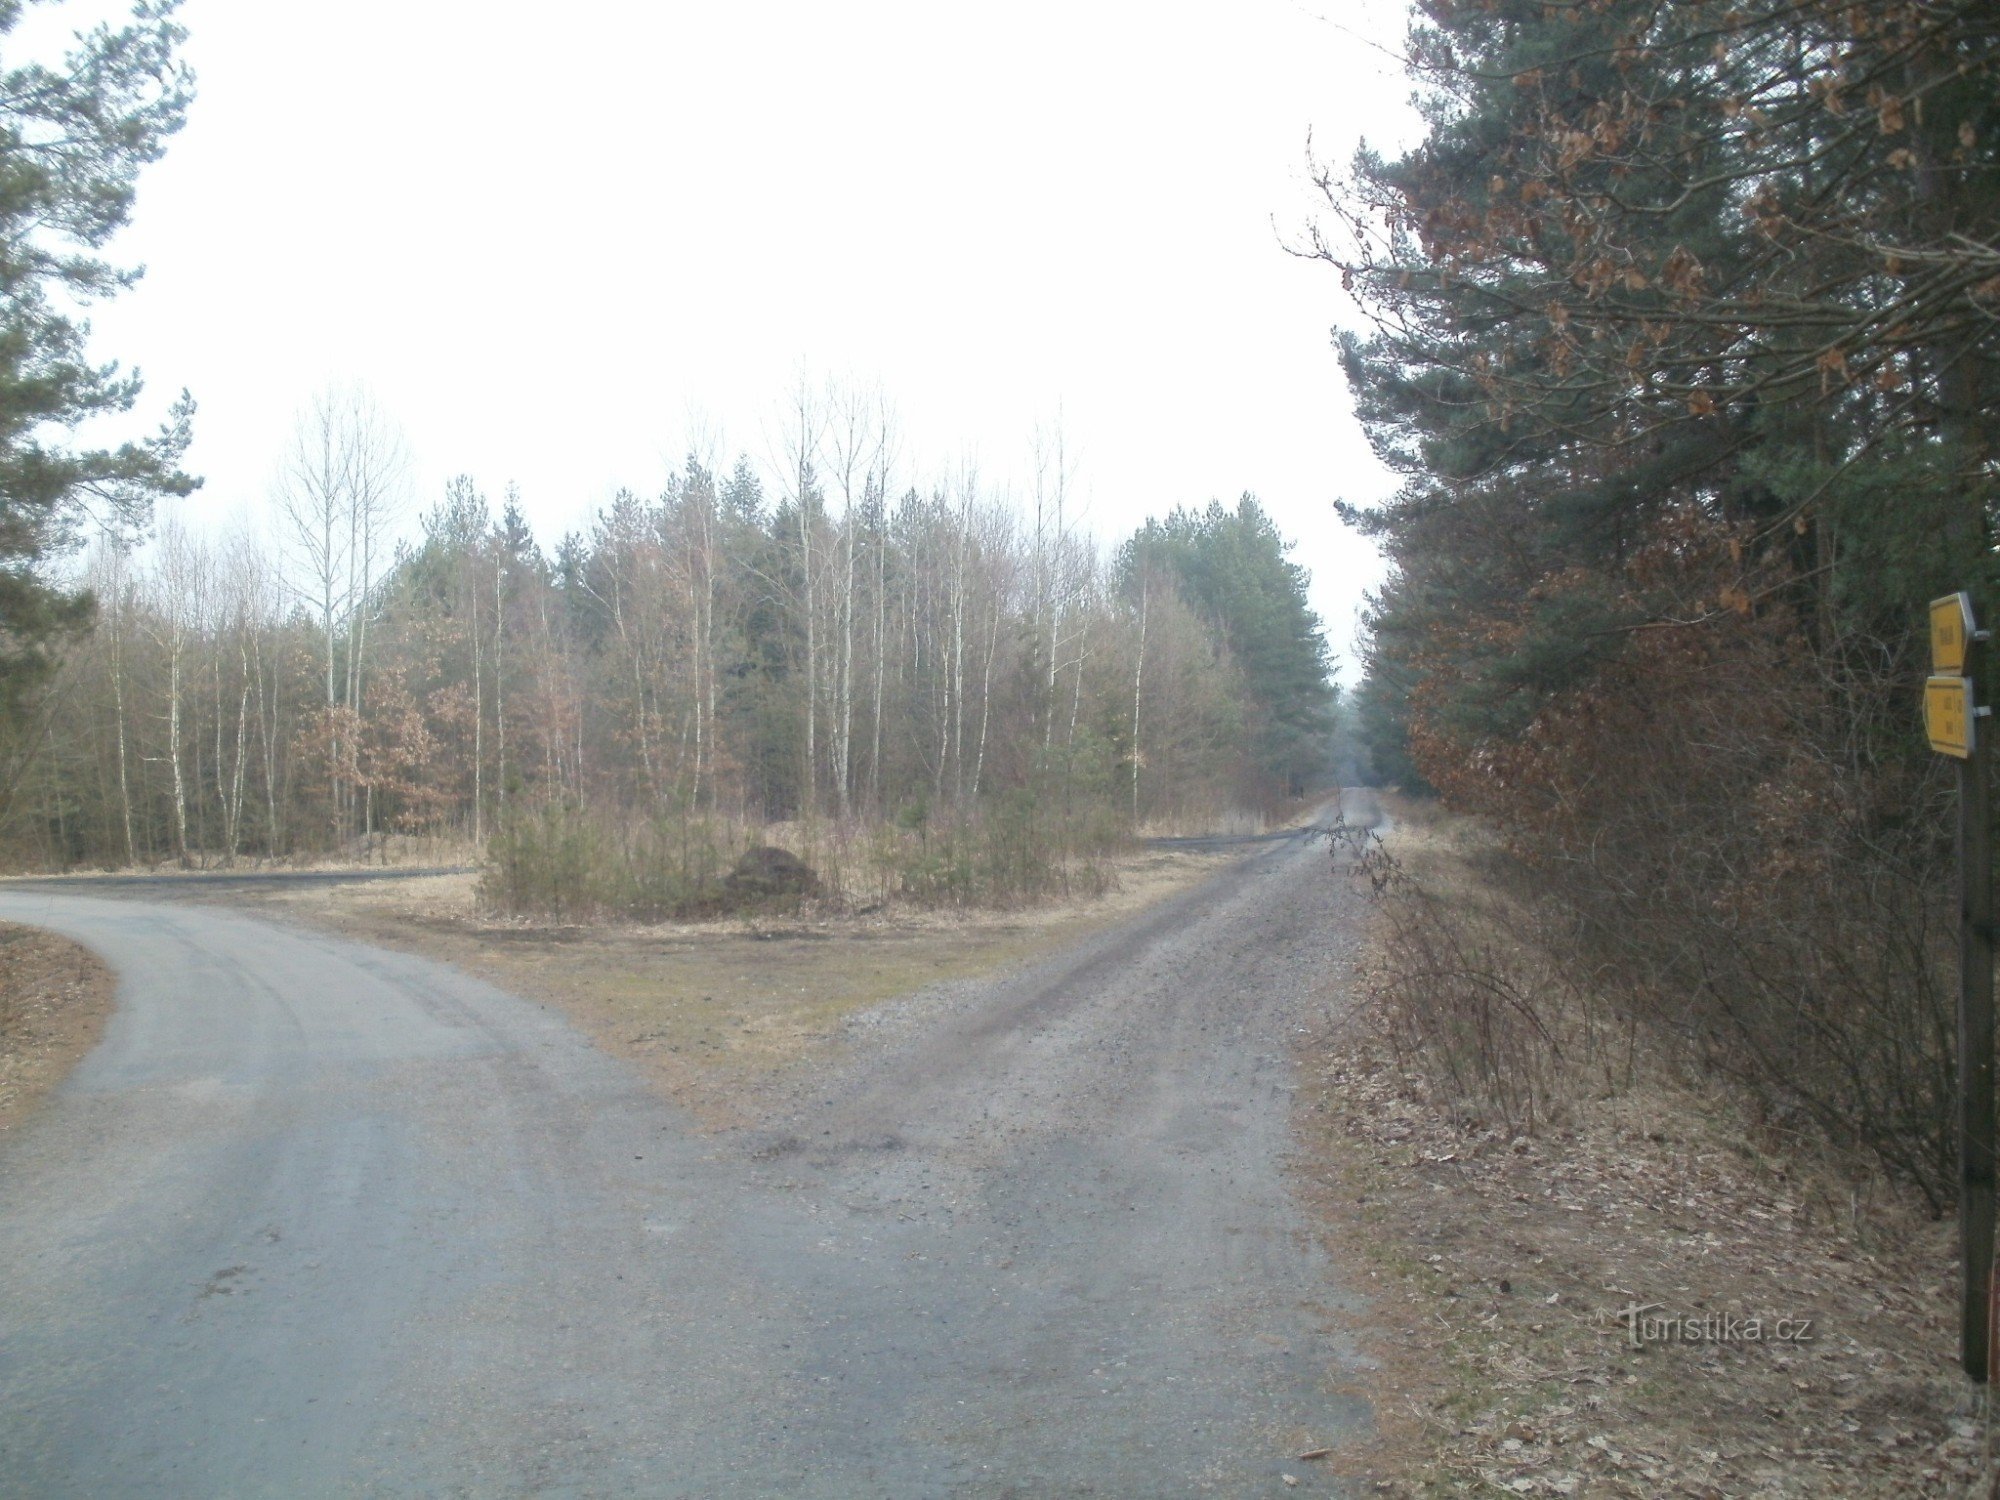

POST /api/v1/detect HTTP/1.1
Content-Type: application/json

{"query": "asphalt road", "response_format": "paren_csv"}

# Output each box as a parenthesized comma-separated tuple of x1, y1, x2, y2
(0, 801, 1378, 1497)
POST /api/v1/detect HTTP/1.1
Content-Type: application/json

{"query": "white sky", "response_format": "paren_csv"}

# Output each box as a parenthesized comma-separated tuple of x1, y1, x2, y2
(50, 0, 1420, 673)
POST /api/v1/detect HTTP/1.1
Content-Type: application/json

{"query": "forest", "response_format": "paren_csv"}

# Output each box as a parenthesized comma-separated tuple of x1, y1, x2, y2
(1325, 0, 1999, 1205)
(0, 382, 1336, 910)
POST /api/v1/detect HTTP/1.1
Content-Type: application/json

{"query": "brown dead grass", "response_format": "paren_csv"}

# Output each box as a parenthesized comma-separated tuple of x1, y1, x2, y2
(0, 921, 114, 1133)
(11, 830, 480, 878)
(252, 846, 1234, 1127)
(1302, 794, 1998, 1496)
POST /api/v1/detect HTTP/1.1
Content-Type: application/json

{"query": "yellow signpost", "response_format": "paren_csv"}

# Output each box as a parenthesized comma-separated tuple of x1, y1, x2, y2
(1930, 674, 1978, 759)
(1936, 593, 1977, 674)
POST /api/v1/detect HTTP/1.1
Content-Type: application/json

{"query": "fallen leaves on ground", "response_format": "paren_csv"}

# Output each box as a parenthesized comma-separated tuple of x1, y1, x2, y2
(1298, 855, 1997, 1495)
(0, 921, 114, 1131)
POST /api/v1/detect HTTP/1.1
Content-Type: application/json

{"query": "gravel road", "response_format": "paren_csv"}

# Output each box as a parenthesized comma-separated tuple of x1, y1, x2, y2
(0, 803, 1376, 1497)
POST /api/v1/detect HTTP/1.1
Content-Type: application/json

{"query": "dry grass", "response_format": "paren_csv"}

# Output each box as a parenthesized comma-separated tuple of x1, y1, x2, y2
(1137, 806, 1282, 839)
(1302, 797, 1998, 1496)
(254, 845, 1235, 1126)
(26, 829, 480, 878)
(1137, 792, 1335, 841)
(0, 921, 114, 1133)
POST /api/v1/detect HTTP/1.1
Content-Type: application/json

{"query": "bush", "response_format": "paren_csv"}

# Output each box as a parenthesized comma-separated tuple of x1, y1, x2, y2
(1347, 727, 1958, 1211)
(870, 785, 1124, 908)
(482, 789, 1133, 922)
(481, 803, 742, 922)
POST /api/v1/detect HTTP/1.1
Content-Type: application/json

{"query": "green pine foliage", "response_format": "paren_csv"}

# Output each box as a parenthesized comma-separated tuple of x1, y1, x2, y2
(0, 1, 197, 731)
(1329, 0, 2000, 754)
(1121, 496, 1336, 800)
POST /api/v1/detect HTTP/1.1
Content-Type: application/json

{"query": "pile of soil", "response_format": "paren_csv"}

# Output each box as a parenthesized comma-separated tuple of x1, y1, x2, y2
(720, 846, 820, 906)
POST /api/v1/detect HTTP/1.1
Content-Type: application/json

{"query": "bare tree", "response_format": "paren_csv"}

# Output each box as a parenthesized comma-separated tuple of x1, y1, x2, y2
(1130, 573, 1148, 825)
(866, 409, 898, 817)
(217, 533, 276, 861)
(86, 539, 141, 865)
(968, 504, 1016, 805)
(274, 386, 407, 840)
(771, 373, 826, 816)
(825, 379, 892, 820)
(143, 516, 206, 866)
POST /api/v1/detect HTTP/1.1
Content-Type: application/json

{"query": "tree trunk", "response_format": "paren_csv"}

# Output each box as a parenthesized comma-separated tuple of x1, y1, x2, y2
(495, 556, 507, 824)
(167, 637, 189, 867)
(111, 594, 136, 866)
(470, 573, 484, 842)
(870, 508, 888, 814)
(1131, 578, 1148, 826)
(836, 513, 855, 819)
(971, 588, 1001, 803)
(227, 635, 249, 860)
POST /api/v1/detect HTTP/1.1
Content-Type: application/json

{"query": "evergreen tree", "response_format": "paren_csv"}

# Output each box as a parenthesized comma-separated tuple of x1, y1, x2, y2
(1317, 0, 2000, 1199)
(0, 0, 197, 728)
(1323, 0, 2000, 772)
(1123, 496, 1335, 798)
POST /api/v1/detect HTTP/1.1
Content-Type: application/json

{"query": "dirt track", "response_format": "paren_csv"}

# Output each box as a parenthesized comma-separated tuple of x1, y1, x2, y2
(0, 806, 1375, 1496)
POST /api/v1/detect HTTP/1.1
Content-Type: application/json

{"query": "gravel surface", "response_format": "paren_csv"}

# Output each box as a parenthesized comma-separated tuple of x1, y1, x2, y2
(0, 820, 1373, 1497)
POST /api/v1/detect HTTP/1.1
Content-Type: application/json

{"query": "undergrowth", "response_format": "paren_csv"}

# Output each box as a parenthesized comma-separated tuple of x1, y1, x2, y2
(481, 792, 1130, 922)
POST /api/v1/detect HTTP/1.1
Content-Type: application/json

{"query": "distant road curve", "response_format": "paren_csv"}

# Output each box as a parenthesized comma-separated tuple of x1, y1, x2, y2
(1142, 828, 1312, 853)
(1142, 788, 1385, 854)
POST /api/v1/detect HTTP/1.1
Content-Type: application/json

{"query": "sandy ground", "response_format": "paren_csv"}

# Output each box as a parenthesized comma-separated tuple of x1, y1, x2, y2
(0, 920, 113, 1135)
(1304, 796, 1997, 1496)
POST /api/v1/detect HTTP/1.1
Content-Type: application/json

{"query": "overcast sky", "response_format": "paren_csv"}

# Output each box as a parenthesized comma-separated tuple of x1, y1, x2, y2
(51, 0, 1419, 672)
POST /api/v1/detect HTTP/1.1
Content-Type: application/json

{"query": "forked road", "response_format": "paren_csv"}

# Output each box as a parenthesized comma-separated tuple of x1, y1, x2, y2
(0, 800, 1380, 1497)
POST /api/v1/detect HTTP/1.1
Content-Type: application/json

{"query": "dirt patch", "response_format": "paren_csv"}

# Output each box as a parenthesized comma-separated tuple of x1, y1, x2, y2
(248, 847, 1236, 1126)
(0, 921, 115, 1133)
(1299, 801, 1996, 1495)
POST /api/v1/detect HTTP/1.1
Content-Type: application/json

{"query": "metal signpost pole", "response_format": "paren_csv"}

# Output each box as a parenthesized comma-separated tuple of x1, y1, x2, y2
(1931, 592, 1995, 1382)
(1959, 624, 1994, 1385)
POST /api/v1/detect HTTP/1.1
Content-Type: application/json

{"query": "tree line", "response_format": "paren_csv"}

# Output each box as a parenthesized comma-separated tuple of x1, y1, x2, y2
(0, 383, 1335, 875)
(1323, 0, 1998, 1202)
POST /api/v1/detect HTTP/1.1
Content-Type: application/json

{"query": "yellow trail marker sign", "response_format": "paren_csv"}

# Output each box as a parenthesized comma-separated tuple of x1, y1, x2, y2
(1929, 674, 1977, 759)
(1935, 593, 1976, 673)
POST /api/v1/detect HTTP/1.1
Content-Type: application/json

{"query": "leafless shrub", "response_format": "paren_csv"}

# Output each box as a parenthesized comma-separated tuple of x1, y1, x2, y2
(1371, 609, 1960, 1208)
(481, 792, 1127, 922)
(1337, 810, 1626, 1134)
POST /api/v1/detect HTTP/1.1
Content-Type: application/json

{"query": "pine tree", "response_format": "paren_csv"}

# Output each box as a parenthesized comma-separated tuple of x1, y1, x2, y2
(1122, 496, 1335, 798)
(1322, 0, 2000, 765)
(0, 0, 197, 731)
